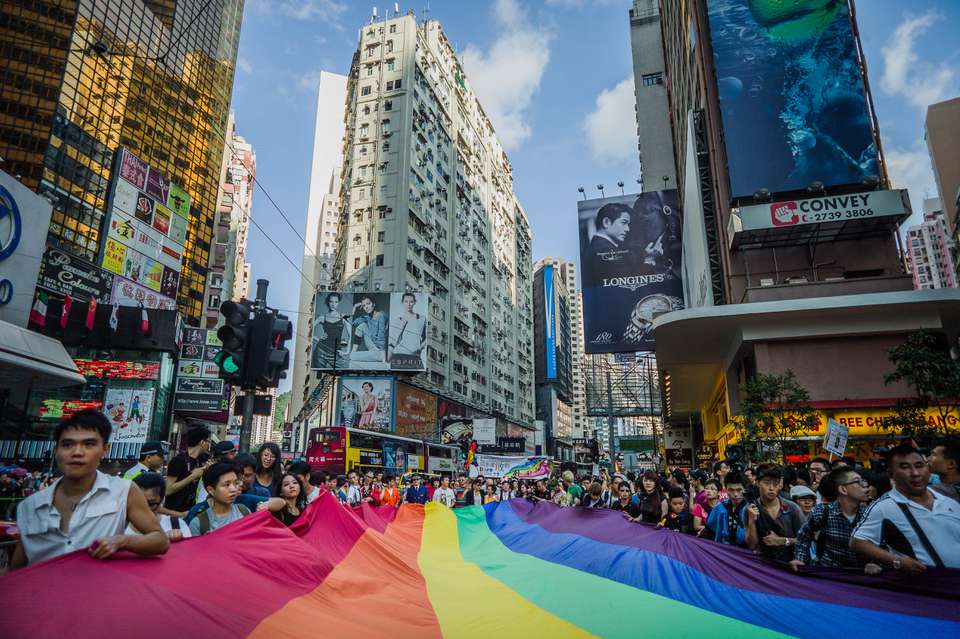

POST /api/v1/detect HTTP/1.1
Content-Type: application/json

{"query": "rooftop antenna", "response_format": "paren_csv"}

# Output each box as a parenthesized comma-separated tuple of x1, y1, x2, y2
(394, 2, 400, 15)
(371, 6, 377, 23)
(422, 1, 430, 21)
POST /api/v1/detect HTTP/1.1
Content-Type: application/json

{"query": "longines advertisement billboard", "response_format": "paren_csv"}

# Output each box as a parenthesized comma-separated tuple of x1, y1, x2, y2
(707, 0, 878, 199)
(578, 191, 683, 353)
(311, 291, 428, 372)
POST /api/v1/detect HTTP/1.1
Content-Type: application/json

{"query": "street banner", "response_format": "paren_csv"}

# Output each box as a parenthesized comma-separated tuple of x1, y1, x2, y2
(664, 425, 693, 467)
(104, 388, 154, 444)
(473, 454, 550, 479)
(311, 291, 429, 372)
(578, 191, 683, 353)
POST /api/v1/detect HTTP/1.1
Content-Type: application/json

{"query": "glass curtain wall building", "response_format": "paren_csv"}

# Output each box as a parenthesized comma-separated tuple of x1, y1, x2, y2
(0, 0, 243, 323)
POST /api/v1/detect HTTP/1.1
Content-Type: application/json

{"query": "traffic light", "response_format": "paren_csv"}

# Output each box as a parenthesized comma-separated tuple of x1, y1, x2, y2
(264, 312, 292, 387)
(215, 300, 252, 384)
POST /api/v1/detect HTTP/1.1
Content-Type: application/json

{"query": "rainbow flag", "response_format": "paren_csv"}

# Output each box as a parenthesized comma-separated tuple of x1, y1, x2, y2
(4, 494, 958, 638)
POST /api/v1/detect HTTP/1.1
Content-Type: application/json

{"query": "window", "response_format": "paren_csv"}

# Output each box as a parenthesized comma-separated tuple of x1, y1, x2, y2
(386, 81, 393, 91)
(361, 85, 371, 96)
(386, 60, 395, 71)
(354, 257, 361, 269)
(377, 231, 385, 242)
(642, 72, 663, 86)
(394, 79, 402, 89)
(384, 99, 393, 111)
(367, 65, 374, 77)
(375, 254, 384, 265)
(360, 123, 369, 137)
(208, 294, 220, 309)
(363, 105, 371, 115)
(389, 24, 397, 33)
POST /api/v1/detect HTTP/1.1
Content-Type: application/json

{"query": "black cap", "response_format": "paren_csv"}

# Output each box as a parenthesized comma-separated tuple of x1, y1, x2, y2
(213, 440, 236, 456)
(140, 441, 165, 457)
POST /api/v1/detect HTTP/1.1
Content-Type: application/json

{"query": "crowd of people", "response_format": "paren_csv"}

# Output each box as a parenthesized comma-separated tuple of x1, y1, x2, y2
(4, 409, 960, 579)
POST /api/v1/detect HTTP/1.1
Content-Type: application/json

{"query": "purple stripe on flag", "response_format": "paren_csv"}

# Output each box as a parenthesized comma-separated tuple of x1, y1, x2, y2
(508, 499, 960, 621)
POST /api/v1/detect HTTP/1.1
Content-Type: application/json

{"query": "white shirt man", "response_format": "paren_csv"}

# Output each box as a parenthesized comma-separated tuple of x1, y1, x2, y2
(433, 479, 456, 508)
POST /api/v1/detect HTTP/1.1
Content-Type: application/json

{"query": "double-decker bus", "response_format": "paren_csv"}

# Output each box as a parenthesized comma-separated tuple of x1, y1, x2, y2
(307, 426, 459, 477)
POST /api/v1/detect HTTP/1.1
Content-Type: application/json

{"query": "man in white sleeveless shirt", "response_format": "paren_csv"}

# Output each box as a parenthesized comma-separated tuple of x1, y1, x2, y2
(11, 410, 169, 569)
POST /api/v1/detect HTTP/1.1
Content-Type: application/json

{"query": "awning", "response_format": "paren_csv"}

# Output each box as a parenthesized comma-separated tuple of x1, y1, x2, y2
(0, 320, 86, 390)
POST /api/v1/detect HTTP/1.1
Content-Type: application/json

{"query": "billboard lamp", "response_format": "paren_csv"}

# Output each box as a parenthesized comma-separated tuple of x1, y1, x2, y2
(577, 186, 586, 200)
(597, 184, 605, 197)
(807, 181, 825, 194)
(753, 188, 771, 202)
(617, 181, 625, 195)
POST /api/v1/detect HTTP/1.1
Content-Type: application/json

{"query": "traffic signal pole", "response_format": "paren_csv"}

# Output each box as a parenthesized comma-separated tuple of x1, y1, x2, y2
(239, 279, 270, 453)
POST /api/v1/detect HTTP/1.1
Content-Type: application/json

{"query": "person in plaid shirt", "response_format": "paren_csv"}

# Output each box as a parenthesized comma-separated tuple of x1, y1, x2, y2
(789, 466, 871, 571)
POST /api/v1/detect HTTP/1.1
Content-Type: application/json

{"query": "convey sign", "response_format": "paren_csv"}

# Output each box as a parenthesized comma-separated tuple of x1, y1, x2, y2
(737, 189, 908, 232)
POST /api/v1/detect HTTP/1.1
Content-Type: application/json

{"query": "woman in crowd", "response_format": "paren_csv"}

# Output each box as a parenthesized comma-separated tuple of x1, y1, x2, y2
(627, 470, 668, 524)
(693, 479, 721, 534)
(274, 473, 307, 526)
(255, 442, 283, 496)
(465, 479, 485, 506)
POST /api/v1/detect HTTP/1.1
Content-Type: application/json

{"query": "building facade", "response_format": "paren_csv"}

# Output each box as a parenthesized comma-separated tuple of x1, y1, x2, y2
(907, 198, 957, 290)
(204, 111, 254, 329)
(1, 0, 243, 325)
(290, 72, 349, 428)
(925, 97, 960, 279)
(329, 13, 535, 433)
(250, 386, 278, 449)
(629, 0, 677, 191)
(650, 0, 960, 464)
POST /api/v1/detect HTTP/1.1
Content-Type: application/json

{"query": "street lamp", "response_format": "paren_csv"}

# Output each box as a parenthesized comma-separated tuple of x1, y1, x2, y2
(597, 184, 605, 198)
(577, 186, 586, 200)
(617, 181, 625, 195)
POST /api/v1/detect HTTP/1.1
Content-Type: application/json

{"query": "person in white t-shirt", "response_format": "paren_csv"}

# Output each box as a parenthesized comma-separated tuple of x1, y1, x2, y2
(852, 444, 960, 572)
(432, 476, 456, 508)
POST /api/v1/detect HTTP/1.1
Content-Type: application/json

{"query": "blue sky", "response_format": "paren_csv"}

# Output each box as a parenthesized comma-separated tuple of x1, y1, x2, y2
(231, 0, 960, 392)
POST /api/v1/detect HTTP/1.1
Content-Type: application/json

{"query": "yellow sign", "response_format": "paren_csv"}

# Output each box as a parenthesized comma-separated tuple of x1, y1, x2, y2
(798, 408, 959, 437)
(102, 238, 127, 275)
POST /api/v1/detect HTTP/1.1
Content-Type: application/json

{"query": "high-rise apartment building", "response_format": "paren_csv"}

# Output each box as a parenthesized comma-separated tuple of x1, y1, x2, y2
(250, 386, 279, 448)
(329, 13, 535, 431)
(0, 0, 244, 325)
(290, 72, 348, 426)
(907, 198, 957, 290)
(650, 0, 960, 463)
(204, 111, 254, 329)
(629, 0, 676, 191)
(925, 97, 960, 284)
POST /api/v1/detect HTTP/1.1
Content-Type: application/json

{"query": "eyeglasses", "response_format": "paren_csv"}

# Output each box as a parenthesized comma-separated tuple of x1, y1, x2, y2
(840, 478, 868, 487)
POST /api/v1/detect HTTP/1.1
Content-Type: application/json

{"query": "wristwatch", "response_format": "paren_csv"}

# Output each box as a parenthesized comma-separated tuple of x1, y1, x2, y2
(785, 538, 793, 547)
(891, 557, 902, 570)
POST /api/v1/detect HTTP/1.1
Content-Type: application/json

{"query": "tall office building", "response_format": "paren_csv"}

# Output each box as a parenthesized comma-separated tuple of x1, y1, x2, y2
(329, 13, 535, 432)
(533, 259, 573, 457)
(204, 111, 254, 329)
(290, 71, 348, 427)
(650, 0, 960, 463)
(250, 386, 279, 448)
(0, 0, 244, 325)
(629, 0, 676, 191)
(906, 198, 957, 290)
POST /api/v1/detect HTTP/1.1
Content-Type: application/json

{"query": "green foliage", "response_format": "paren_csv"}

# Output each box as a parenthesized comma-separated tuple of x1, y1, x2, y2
(273, 391, 291, 430)
(737, 370, 817, 463)
(885, 331, 960, 446)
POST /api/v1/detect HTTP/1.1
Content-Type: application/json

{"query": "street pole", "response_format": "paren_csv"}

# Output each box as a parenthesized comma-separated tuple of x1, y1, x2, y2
(239, 279, 270, 452)
(606, 369, 615, 468)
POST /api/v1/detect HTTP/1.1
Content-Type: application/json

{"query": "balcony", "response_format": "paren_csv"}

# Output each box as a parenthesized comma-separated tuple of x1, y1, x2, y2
(741, 275, 914, 304)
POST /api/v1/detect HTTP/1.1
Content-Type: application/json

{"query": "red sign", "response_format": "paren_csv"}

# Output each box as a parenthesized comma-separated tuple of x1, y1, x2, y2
(38, 399, 104, 420)
(74, 359, 160, 380)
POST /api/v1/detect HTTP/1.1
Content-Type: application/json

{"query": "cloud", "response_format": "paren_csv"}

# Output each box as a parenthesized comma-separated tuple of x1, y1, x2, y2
(249, 0, 347, 26)
(297, 70, 322, 93)
(583, 76, 638, 165)
(460, 0, 553, 150)
(881, 12, 957, 109)
(237, 58, 253, 74)
(885, 145, 937, 227)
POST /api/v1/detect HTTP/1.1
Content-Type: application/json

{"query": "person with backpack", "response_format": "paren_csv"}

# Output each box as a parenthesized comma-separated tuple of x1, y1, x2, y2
(188, 463, 283, 536)
(128, 472, 191, 541)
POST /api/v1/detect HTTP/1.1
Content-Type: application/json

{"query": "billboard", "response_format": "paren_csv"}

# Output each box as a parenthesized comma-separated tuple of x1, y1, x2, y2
(734, 189, 909, 232)
(577, 191, 684, 353)
(543, 265, 557, 379)
(104, 388, 155, 444)
(707, 0, 878, 198)
(173, 328, 230, 416)
(102, 148, 186, 309)
(311, 291, 428, 372)
(395, 382, 438, 439)
(337, 376, 393, 431)
(37, 248, 114, 303)
(0, 169, 53, 327)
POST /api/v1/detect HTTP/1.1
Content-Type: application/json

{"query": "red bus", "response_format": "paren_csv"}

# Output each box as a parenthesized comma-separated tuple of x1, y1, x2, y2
(306, 426, 436, 477)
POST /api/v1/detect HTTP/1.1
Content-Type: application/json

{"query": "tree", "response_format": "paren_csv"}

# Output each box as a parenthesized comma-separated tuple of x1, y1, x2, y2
(273, 391, 291, 430)
(885, 331, 960, 446)
(737, 370, 817, 463)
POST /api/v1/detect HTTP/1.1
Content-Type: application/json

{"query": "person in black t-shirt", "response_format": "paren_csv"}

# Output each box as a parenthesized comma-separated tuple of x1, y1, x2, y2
(609, 481, 640, 518)
(164, 426, 212, 513)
